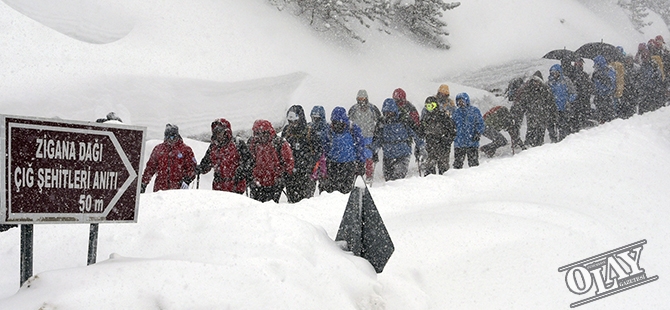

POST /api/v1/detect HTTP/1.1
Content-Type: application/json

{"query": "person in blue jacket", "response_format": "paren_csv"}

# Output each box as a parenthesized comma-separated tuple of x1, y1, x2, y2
(308, 106, 329, 191)
(592, 55, 616, 123)
(547, 64, 577, 142)
(321, 106, 365, 194)
(452, 92, 485, 169)
(372, 98, 426, 181)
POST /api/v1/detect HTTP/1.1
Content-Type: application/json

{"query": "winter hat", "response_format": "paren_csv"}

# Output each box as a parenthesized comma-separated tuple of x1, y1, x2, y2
(392, 88, 406, 101)
(437, 84, 450, 96)
(656, 35, 665, 45)
(638, 42, 647, 52)
(638, 44, 651, 61)
(648, 39, 661, 52)
(549, 64, 562, 77)
(455, 93, 470, 105)
(533, 70, 543, 81)
(106, 112, 122, 122)
(616, 46, 626, 56)
(164, 124, 180, 140)
(356, 89, 368, 99)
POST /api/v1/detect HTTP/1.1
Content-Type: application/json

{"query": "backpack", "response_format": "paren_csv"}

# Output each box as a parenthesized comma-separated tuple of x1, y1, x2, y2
(507, 77, 525, 101)
(248, 136, 288, 173)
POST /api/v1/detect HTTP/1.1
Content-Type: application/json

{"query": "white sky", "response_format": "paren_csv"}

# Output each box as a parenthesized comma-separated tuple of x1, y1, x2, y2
(1, 0, 669, 309)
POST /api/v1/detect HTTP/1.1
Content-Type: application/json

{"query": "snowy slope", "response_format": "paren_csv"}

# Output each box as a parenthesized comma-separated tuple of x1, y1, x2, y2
(1, 0, 670, 309)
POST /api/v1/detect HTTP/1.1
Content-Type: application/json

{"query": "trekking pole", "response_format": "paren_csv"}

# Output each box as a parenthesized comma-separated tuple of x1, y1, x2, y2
(196, 173, 200, 189)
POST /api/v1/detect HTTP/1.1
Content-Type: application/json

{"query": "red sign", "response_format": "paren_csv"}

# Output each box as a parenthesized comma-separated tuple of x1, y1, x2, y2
(1, 115, 146, 224)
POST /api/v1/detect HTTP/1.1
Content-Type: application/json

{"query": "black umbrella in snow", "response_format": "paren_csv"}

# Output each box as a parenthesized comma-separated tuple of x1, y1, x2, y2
(543, 49, 579, 62)
(575, 42, 624, 62)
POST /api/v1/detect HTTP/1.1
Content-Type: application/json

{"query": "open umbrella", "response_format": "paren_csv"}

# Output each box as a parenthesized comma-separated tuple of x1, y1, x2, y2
(575, 42, 623, 62)
(543, 49, 578, 62)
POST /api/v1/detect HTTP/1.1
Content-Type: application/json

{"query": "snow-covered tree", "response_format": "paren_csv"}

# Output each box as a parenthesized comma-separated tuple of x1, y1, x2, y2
(618, 0, 653, 33)
(391, 0, 460, 49)
(268, 0, 460, 49)
(644, 0, 670, 30)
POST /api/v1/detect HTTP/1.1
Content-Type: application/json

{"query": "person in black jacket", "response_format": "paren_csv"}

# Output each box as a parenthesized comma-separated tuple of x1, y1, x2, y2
(282, 105, 319, 202)
(565, 59, 595, 131)
(420, 96, 456, 175)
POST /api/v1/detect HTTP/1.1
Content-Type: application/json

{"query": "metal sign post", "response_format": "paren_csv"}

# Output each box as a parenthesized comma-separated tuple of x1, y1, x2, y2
(1, 115, 146, 286)
(87, 223, 99, 265)
(20, 224, 33, 285)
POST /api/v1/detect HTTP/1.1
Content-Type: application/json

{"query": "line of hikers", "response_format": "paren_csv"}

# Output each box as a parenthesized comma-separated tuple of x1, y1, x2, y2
(499, 35, 670, 153)
(139, 86, 489, 203)
(138, 36, 670, 204)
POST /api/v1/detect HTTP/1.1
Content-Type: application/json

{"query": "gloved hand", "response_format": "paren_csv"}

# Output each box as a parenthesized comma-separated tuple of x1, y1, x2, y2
(372, 151, 379, 163)
(140, 183, 147, 194)
(473, 133, 481, 142)
(180, 182, 189, 189)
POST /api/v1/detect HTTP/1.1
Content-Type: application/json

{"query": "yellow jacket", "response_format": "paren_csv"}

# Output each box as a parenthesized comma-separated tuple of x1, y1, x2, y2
(652, 55, 665, 81)
(611, 61, 625, 98)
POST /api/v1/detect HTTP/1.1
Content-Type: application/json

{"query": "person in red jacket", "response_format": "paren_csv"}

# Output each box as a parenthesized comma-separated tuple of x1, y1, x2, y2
(392, 88, 422, 134)
(247, 120, 294, 203)
(141, 124, 197, 193)
(197, 118, 253, 194)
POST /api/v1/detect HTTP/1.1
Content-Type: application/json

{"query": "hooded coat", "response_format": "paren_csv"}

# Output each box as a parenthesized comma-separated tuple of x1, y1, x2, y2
(373, 99, 424, 159)
(547, 64, 577, 112)
(592, 55, 616, 97)
(142, 127, 197, 192)
(198, 118, 253, 193)
(248, 120, 294, 187)
(348, 97, 381, 138)
(325, 107, 365, 163)
(282, 105, 319, 175)
(420, 97, 456, 150)
(515, 73, 556, 130)
(392, 88, 422, 134)
(452, 94, 485, 148)
(308, 106, 328, 160)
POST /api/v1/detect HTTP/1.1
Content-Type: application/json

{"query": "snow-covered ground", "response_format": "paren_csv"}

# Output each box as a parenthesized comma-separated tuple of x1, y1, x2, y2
(1, 0, 669, 309)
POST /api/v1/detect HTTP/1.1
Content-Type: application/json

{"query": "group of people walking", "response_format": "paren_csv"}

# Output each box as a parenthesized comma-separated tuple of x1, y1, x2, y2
(507, 35, 670, 150)
(139, 35, 670, 204)
(140, 86, 488, 203)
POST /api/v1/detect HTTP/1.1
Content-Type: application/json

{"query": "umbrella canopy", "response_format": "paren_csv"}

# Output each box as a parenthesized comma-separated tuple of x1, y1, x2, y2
(575, 42, 624, 63)
(543, 49, 579, 62)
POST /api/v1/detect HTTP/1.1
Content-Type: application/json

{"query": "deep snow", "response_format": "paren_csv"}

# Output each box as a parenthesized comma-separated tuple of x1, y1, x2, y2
(1, 0, 669, 309)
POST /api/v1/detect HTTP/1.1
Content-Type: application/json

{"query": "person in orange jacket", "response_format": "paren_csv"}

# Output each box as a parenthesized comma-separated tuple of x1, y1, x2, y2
(141, 124, 197, 193)
(247, 120, 294, 203)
